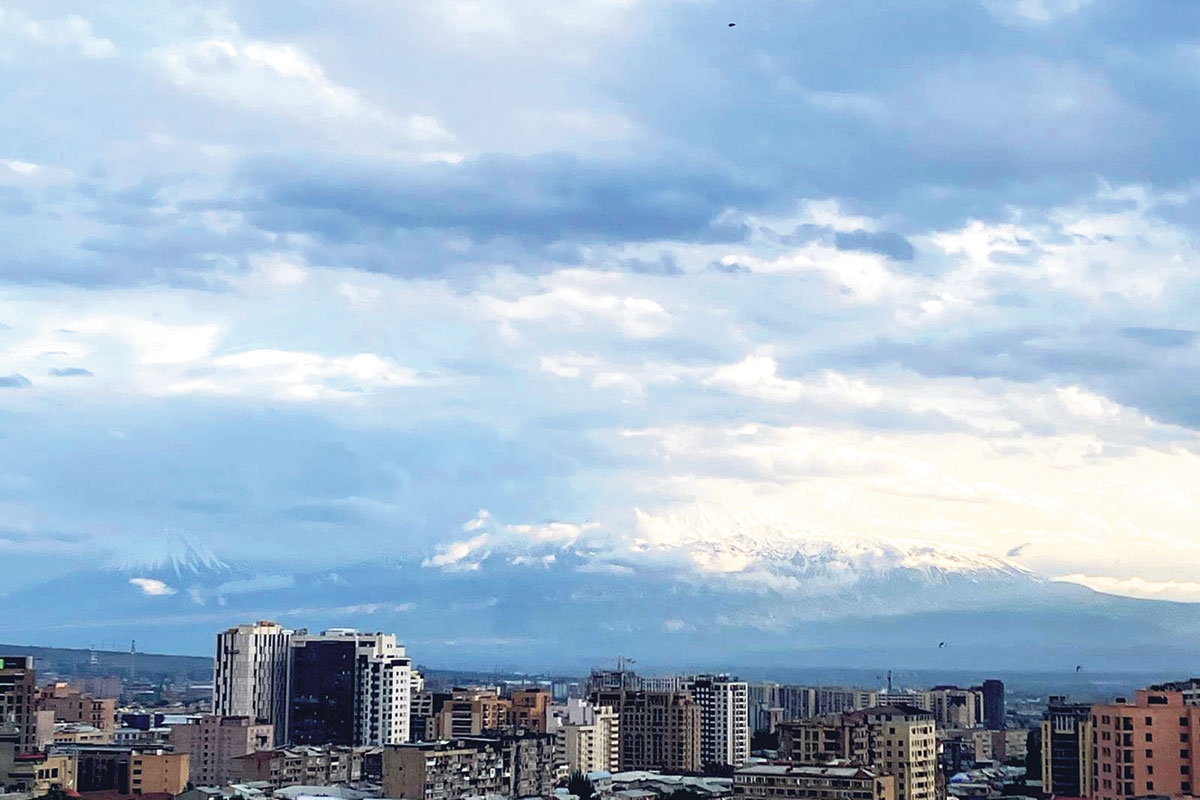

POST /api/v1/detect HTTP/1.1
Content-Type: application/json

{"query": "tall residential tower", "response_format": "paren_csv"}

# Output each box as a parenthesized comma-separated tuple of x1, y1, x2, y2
(214, 622, 292, 745)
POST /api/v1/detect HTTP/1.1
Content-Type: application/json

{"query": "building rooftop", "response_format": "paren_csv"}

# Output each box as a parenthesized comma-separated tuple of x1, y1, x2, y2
(736, 765, 879, 779)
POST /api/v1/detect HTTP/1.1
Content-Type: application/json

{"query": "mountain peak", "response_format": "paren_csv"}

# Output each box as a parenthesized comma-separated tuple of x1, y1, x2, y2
(109, 529, 234, 577)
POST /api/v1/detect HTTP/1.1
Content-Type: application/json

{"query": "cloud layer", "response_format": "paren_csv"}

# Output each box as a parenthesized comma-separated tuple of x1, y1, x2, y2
(4, 0, 1200, 643)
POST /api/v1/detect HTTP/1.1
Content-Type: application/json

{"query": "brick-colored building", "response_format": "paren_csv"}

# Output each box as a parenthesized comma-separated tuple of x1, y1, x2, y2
(39, 683, 118, 732)
(509, 690, 551, 733)
(434, 689, 512, 738)
(1092, 688, 1200, 800)
(383, 733, 556, 800)
(170, 715, 273, 787)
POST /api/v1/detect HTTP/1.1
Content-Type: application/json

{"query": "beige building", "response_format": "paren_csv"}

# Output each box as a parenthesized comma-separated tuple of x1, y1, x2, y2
(435, 689, 512, 738)
(52, 724, 112, 745)
(0, 751, 75, 795)
(851, 706, 937, 800)
(131, 750, 190, 795)
(171, 714, 274, 787)
(558, 705, 620, 774)
(38, 683, 118, 731)
(590, 689, 702, 773)
(734, 764, 896, 800)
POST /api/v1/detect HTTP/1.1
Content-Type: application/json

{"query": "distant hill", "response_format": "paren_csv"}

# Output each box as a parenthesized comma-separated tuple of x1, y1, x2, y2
(0, 643, 212, 682)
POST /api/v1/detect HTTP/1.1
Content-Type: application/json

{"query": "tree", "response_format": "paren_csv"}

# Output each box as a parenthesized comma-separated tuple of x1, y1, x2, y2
(1025, 728, 1042, 781)
(568, 772, 595, 800)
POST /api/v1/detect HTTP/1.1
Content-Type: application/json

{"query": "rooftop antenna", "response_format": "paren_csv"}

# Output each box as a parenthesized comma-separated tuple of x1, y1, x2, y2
(887, 670, 893, 694)
(130, 640, 136, 680)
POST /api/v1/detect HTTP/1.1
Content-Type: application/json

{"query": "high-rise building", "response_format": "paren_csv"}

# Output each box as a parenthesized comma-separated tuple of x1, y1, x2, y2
(555, 700, 620, 775)
(780, 705, 935, 800)
(509, 689, 551, 733)
(780, 686, 817, 720)
(1091, 688, 1200, 800)
(590, 689, 702, 773)
(1040, 696, 1092, 799)
(287, 629, 412, 747)
(169, 714, 274, 787)
(0, 656, 37, 754)
(683, 674, 750, 768)
(214, 622, 292, 746)
(434, 689, 511, 738)
(982, 680, 1005, 731)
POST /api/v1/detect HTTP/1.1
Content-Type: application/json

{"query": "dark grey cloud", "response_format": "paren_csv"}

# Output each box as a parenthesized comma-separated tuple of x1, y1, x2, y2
(0, 374, 31, 389)
(1119, 327, 1198, 349)
(48, 367, 93, 378)
(834, 229, 915, 261)
(235, 153, 766, 275)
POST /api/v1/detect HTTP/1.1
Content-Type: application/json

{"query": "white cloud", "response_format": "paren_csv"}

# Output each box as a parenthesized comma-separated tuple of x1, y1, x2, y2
(422, 533, 490, 570)
(155, 36, 453, 144)
(1055, 574, 1200, 602)
(129, 578, 177, 597)
(0, 9, 116, 58)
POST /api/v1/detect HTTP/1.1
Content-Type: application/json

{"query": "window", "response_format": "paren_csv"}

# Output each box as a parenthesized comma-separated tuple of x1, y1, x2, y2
(1147, 782, 1154, 791)
(1146, 749, 1153, 758)
(1147, 717, 1154, 725)
(1184, 733, 1191, 743)
(1146, 733, 1154, 742)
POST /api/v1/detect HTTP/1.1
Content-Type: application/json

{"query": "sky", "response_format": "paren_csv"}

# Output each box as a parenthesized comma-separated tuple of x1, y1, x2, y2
(4, 0, 1200, 610)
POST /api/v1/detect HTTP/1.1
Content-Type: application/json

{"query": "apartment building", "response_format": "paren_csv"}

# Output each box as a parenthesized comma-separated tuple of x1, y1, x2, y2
(734, 764, 896, 800)
(214, 622, 292, 746)
(38, 683, 117, 732)
(170, 714, 273, 787)
(69, 746, 189, 796)
(510, 689, 551, 733)
(683, 675, 750, 768)
(434, 688, 511, 738)
(233, 745, 369, 788)
(0, 657, 37, 754)
(287, 629, 412, 746)
(383, 734, 556, 800)
(590, 689, 702, 773)
(1040, 696, 1092, 798)
(556, 701, 620, 774)
(1091, 688, 1200, 800)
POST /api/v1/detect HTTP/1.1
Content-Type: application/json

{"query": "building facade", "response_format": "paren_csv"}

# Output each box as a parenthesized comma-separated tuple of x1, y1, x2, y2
(557, 702, 620, 775)
(214, 622, 292, 746)
(981, 680, 1005, 731)
(510, 689, 551, 733)
(0, 657, 36, 754)
(683, 675, 750, 768)
(590, 689, 701, 773)
(1091, 688, 1200, 800)
(38, 683, 117, 732)
(233, 745, 368, 788)
(287, 629, 411, 747)
(170, 714, 273, 787)
(734, 764, 896, 800)
(69, 746, 189, 796)
(383, 734, 556, 800)
(1040, 697, 1092, 798)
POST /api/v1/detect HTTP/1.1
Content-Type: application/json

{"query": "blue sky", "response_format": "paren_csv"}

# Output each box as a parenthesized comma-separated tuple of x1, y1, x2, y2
(4, 0, 1200, 610)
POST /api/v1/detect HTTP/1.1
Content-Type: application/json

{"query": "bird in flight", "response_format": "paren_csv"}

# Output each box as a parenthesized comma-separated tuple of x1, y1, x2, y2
(938, 641, 946, 649)
(1076, 665, 1083, 673)
(728, 22, 736, 27)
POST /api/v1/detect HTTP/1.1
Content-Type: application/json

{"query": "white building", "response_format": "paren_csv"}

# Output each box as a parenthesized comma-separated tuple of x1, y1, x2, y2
(683, 674, 750, 768)
(287, 628, 412, 747)
(555, 699, 620, 775)
(214, 621, 292, 745)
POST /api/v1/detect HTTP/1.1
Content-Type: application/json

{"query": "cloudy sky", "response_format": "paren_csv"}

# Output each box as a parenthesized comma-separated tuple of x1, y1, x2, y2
(3, 0, 1200, 607)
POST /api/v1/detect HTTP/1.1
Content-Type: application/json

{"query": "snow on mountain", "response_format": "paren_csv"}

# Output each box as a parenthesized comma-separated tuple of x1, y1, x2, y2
(629, 505, 1034, 593)
(107, 528, 235, 577)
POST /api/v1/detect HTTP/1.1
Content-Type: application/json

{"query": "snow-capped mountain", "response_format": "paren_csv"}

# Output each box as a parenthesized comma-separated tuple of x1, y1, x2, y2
(4, 510, 1200, 673)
